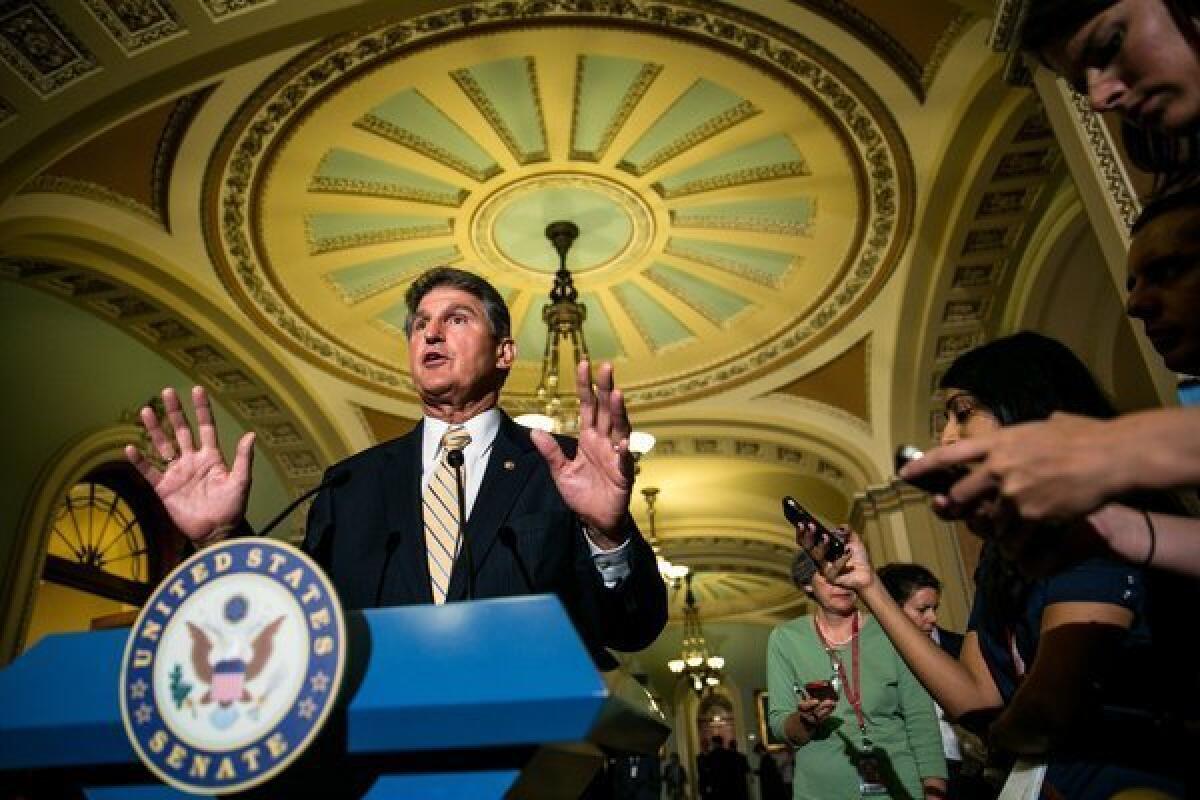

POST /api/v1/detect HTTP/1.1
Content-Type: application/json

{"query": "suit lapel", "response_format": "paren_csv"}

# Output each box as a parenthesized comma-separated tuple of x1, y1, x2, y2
(377, 421, 433, 605)
(446, 415, 537, 600)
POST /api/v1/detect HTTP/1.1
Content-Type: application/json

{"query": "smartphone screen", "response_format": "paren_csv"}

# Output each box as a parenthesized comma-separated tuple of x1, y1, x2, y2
(805, 680, 838, 702)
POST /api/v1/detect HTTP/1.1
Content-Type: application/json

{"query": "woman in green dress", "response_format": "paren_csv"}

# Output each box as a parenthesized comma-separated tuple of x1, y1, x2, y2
(767, 552, 947, 800)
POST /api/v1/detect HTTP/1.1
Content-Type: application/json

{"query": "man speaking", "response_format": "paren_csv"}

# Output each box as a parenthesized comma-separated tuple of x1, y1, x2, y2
(126, 267, 667, 668)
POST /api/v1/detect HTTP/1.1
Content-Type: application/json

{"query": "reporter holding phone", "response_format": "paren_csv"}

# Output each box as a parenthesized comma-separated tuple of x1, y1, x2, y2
(821, 334, 1195, 799)
(766, 550, 947, 799)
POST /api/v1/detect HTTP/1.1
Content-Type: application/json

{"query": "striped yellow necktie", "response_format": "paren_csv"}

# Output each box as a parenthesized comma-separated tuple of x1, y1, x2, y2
(424, 425, 471, 604)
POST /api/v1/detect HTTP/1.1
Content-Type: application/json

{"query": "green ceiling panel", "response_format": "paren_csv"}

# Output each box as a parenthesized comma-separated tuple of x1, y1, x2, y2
(305, 212, 453, 254)
(645, 262, 753, 325)
(356, 89, 500, 181)
(452, 57, 548, 164)
(571, 55, 661, 161)
(327, 244, 461, 305)
(670, 197, 817, 235)
(617, 79, 757, 176)
(310, 149, 468, 206)
(579, 291, 623, 361)
(611, 282, 694, 352)
(514, 299, 548, 362)
(653, 134, 809, 198)
(665, 237, 798, 287)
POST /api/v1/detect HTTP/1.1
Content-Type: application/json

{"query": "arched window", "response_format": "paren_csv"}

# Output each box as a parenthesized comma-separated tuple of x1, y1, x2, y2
(23, 461, 185, 650)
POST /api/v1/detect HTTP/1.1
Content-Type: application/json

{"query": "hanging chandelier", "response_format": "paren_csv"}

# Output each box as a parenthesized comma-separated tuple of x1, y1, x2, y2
(642, 487, 689, 587)
(515, 220, 655, 463)
(667, 573, 725, 694)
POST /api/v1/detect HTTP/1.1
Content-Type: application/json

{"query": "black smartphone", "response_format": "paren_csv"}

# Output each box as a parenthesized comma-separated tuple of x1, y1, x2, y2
(894, 445, 967, 495)
(804, 680, 839, 703)
(782, 496, 846, 561)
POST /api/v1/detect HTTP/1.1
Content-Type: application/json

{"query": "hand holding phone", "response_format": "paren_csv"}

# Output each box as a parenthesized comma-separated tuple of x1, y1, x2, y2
(894, 445, 967, 495)
(782, 496, 846, 561)
(804, 680, 839, 703)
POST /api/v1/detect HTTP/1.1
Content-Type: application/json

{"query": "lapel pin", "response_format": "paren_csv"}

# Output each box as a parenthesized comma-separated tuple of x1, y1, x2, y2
(504, 460, 516, 471)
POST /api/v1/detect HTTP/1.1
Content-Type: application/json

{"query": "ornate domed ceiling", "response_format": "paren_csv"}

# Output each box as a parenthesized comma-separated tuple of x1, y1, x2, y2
(4, 0, 1020, 629)
(206, 2, 913, 410)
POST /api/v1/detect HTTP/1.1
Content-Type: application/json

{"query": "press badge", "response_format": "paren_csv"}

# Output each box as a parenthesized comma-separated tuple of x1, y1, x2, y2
(854, 744, 889, 796)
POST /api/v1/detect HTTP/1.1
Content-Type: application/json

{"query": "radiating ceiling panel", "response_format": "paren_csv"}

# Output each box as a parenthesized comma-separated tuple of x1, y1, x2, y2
(665, 237, 799, 288)
(327, 244, 461, 304)
(570, 55, 661, 162)
(579, 291, 624, 361)
(451, 57, 548, 164)
(305, 213, 453, 254)
(611, 282, 694, 352)
(356, 89, 500, 181)
(670, 197, 817, 235)
(309, 149, 468, 206)
(617, 79, 757, 176)
(644, 263, 753, 325)
(654, 134, 809, 198)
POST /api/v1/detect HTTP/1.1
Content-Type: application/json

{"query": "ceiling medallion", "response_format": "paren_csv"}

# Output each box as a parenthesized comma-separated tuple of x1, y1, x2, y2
(205, 0, 913, 406)
(471, 172, 655, 278)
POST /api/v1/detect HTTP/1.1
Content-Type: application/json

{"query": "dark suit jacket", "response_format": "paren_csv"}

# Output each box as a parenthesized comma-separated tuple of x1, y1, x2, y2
(301, 413, 667, 668)
(936, 626, 964, 660)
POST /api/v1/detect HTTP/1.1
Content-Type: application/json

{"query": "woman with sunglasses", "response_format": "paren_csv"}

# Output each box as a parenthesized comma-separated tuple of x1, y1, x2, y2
(766, 550, 947, 799)
(814, 332, 1195, 799)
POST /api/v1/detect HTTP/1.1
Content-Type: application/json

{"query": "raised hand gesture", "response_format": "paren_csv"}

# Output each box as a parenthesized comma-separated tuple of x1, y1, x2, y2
(530, 360, 634, 548)
(125, 386, 254, 546)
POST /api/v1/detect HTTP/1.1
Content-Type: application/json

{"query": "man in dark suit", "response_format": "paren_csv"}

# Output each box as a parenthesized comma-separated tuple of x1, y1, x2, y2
(127, 266, 667, 668)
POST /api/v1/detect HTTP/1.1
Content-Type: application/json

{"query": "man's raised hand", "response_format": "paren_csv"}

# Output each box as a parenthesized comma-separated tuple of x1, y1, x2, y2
(125, 386, 254, 546)
(530, 360, 634, 547)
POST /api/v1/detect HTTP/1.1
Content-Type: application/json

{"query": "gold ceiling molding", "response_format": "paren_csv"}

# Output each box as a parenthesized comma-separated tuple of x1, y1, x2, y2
(771, 333, 871, 424)
(791, 0, 975, 101)
(204, 0, 914, 409)
(22, 87, 212, 232)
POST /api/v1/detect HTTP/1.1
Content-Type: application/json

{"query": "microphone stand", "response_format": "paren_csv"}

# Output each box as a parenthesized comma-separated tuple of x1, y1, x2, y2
(257, 470, 348, 538)
(446, 449, 473, 601)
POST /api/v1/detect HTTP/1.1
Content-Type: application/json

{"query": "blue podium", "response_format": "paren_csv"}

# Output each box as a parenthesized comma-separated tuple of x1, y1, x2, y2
(0, 595, 668, 798)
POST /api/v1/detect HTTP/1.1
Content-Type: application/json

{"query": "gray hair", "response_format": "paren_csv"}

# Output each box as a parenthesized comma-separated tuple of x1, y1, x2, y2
(403, 267, 511, 340)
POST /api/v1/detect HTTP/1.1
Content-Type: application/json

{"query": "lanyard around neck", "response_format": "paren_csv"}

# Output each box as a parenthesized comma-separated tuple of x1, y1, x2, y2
(814, 613, 867, 739)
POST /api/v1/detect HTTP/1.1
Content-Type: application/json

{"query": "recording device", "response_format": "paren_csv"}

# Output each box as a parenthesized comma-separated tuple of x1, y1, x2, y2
(782, 496, 846, 561)
(804, 680, 839, 703)
(793, 681, 807, 701)
(256, 469, 349, 538)
(894, 445, 967, 495)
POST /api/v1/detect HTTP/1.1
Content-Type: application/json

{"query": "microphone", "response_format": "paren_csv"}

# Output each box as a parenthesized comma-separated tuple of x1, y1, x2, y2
(446, 449, 473, 601)
(257, 470, 349, 538)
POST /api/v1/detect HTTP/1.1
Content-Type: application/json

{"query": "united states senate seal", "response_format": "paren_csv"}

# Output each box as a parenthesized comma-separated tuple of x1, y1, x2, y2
(119, 538, 345, 795)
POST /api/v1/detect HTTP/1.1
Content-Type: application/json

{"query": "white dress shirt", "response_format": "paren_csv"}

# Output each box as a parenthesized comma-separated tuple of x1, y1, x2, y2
(420, 409, 630, 586)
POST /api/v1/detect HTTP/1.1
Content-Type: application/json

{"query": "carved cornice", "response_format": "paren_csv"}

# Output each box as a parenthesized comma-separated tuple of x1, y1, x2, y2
(1066, 91, 1140, 231)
